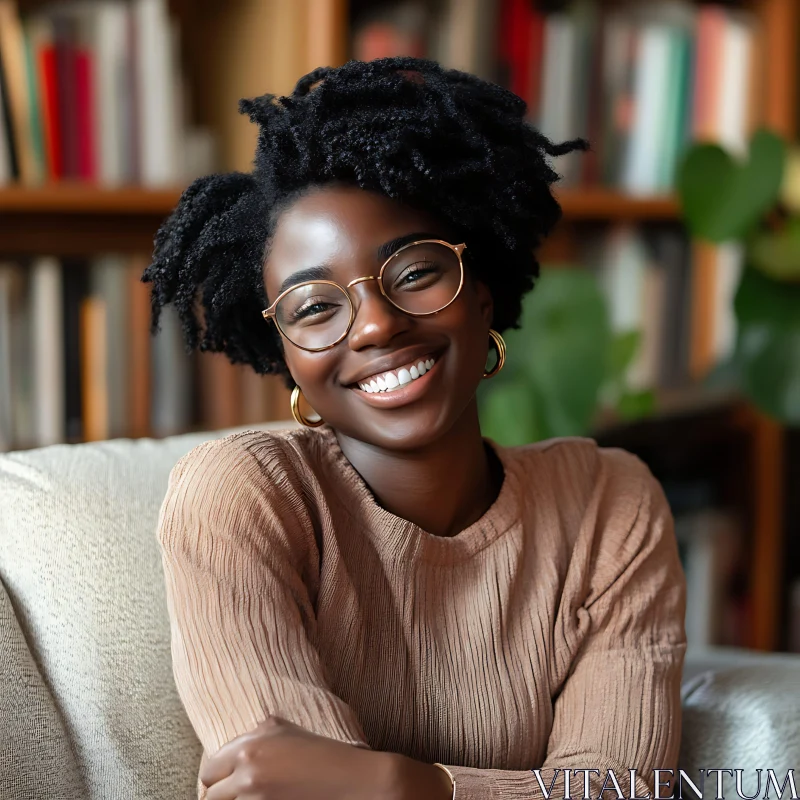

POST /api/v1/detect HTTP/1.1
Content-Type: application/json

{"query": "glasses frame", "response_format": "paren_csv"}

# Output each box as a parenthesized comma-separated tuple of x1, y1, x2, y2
(261, 239, 467, 352)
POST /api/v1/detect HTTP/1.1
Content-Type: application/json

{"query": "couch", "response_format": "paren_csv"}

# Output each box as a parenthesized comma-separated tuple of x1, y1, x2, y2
(1, 423, 798, 800)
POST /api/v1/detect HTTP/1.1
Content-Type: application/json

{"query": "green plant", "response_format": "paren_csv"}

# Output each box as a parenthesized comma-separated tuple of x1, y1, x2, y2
(676, 128, 800, 425)
(478, 269, 653, 446)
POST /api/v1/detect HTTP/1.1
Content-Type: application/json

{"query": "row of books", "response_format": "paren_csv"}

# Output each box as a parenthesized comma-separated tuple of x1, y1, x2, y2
(0, 0, 215, 187)
(354, 0, 760, 193)
(0, 224, 736, 451)
(664, 477, 750, 648)
(0, 257, 285, 452)
(584, 224, 742, 391)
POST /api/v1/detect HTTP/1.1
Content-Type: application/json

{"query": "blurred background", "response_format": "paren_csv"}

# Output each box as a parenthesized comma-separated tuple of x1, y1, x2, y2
(0, 0, 798, 655)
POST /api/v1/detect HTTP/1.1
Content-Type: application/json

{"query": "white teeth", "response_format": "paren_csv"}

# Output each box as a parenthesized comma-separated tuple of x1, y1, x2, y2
(357, 355, 437, 393)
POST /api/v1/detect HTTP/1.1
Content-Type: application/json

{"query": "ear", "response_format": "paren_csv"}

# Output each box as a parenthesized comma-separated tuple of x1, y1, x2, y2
(474, 278, 494, 329)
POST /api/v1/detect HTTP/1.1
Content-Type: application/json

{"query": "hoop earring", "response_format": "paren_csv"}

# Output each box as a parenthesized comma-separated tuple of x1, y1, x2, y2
(483, 329, 506, 379)
(290, 386, 324, 427)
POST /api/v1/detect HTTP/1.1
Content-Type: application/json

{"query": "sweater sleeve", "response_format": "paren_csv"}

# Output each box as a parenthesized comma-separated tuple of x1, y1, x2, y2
(155, 435, 371, 799)
(439, 449, 687, 800)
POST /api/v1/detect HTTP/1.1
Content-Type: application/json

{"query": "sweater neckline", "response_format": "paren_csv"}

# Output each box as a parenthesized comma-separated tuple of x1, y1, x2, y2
(315, 424, 521, 561)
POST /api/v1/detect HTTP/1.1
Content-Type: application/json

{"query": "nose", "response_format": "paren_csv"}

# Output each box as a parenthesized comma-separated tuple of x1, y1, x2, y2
(346, 279, 411, 350)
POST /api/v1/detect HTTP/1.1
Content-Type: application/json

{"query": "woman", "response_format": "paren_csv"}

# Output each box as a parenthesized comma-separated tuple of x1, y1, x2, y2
(144, 57, 687, 800)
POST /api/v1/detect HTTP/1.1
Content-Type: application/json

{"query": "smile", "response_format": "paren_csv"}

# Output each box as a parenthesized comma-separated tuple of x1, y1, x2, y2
(350, 353, 441, 408)
(357, 355, 436, 393)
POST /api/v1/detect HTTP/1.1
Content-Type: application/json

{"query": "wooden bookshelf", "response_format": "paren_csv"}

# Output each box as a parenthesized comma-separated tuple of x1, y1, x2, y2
(0, 185, 681, 256)
(0, 0, 795, 654)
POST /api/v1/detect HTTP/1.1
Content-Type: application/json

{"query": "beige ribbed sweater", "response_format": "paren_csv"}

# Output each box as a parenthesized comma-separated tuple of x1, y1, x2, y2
(156, 424, 687, 800)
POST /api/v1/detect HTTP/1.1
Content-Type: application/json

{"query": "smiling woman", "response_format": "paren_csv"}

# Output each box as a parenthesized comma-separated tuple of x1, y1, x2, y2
(143, 57, 687, 800)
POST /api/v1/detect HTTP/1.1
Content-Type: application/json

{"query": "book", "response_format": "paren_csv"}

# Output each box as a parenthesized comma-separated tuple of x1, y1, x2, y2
(0, 263, 18, 450)
(80, 293, 108, 442)
(126, 256, 152, 439)
(675, 508, 744, 647)
(0, 0, 37, 184)
(30, 256, 65, 446)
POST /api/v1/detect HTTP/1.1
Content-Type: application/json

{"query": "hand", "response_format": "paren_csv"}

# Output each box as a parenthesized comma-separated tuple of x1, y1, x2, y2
(200, 715, 395, 800)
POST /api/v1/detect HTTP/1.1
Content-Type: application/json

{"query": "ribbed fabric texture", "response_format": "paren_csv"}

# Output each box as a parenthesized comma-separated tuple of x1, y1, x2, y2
(156, 425, 687, 800)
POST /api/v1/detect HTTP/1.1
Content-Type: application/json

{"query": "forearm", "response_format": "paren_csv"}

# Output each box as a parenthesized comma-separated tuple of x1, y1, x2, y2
(384, 751, 456, 800)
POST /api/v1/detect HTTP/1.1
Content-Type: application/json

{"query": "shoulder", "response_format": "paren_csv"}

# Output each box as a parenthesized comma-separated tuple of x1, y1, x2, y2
(158, 426, 327, 556)
(167, 426, 323, 497)
(507, 435, 671, 564)
(522, 436, 678, 602)
(506, 434, 659, 511)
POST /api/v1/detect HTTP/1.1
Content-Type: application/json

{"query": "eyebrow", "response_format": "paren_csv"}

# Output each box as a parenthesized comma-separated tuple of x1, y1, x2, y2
(275, 231, 442, 297)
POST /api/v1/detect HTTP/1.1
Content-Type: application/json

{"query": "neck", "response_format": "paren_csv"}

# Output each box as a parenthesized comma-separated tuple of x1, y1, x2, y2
(333, 400, 503, 538)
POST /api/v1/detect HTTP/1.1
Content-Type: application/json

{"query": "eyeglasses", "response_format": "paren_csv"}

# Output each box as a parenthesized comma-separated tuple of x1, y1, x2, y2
(262, 239, 466, 352)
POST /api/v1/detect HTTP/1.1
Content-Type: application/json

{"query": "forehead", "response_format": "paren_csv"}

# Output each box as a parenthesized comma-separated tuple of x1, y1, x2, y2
(265, 185, 449, 284)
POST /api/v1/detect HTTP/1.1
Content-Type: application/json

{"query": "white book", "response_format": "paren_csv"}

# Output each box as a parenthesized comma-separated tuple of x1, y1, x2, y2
(439, 0, 497, 79)
(538, 14, 578, 184)
(151, 304, 191, 437)
(94, 1, 129, 185)
(716, 13, 753, 158)
(600, 225, 647, 332)
(31, 257, 64, 446)
(133, 0, 180, 185)
(711, 241, 745, 364)
(675, 509, 741, 647)
(621, 23, 673, 195)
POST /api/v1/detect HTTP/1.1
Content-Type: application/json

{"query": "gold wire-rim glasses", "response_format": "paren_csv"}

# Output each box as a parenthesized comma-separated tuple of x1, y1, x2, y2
(261, 239, 467, 352)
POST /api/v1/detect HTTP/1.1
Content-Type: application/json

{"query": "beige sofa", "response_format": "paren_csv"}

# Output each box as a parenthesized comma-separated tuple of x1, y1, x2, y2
(1, 423, 798, 799)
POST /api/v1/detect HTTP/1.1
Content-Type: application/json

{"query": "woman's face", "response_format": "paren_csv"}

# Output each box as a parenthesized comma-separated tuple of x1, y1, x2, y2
(263, 184, 494, 451)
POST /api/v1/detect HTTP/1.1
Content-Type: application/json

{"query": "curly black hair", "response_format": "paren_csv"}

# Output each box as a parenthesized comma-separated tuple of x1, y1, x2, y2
(141, 56, 588, 389)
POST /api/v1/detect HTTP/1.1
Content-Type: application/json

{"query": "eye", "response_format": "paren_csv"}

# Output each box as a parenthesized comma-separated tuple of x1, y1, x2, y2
(289, 298, 342, 323)
(393, 260, 441, 289)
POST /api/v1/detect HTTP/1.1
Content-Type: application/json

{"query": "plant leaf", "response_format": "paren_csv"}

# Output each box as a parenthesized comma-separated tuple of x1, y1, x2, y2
(677, 129, 786, 242)
(733, 265, 800, 424)
(749, 219, 800, 281)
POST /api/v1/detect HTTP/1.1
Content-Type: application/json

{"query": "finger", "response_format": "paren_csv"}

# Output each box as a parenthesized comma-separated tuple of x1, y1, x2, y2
(205, 773, 240, 800)
(200, 733, 256, 787)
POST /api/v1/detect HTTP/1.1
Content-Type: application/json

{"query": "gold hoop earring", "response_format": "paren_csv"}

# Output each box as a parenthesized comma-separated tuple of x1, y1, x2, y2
(483, 329, 506, 379)
(290, 386, 324, 427)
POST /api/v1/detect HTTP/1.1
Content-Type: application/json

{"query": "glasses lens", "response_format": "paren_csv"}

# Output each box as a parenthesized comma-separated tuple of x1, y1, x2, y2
(381, 242, 462, 314)
(275, 282, 351, 350)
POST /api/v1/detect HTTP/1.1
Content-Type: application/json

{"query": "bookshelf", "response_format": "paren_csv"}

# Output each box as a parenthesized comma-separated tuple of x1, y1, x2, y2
(0, 0, 797, 653)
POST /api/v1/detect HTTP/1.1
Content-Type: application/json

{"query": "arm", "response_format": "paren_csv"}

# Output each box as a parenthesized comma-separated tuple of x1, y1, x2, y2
(157, 435, 381, 797)
(429, 452, 687, 800)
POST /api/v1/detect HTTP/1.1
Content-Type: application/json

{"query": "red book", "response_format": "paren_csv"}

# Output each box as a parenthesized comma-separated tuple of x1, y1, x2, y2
(508, 0, 534, 101)
(525, 7, 545, 117)
(39, 43, 62, 179)
(75, 47, 96, 181)
(54, 14, 79, 180)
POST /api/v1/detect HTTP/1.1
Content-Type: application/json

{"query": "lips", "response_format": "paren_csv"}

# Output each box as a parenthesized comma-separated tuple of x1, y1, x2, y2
(342, 346, 444, 388)
(349, 351, 442, 408)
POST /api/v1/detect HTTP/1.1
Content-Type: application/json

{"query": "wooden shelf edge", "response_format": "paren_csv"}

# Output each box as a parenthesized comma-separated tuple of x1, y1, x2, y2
(556, 188, 680, 220)
(0, 184, 681, 220)
(0, 183, 185, 214)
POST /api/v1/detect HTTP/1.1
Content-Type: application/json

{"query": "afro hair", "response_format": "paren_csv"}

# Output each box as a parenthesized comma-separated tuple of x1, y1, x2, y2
(141, 56, 588, 389)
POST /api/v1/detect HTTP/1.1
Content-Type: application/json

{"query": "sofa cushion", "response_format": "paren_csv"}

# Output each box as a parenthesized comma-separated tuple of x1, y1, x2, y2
(679, 663, 800, 790)
(0, 422, 296, 800)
